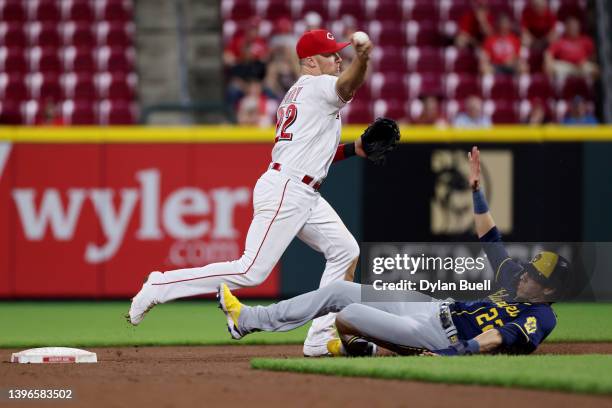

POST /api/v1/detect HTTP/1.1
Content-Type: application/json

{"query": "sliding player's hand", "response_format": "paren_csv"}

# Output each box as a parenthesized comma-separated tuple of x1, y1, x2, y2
(468, 146, 481, 192)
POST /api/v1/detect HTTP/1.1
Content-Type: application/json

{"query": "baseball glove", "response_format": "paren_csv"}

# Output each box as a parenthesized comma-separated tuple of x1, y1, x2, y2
(360, 117, 401, 165)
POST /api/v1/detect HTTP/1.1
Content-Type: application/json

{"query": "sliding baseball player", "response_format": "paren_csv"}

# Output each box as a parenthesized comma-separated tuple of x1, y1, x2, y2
(218, 146, 568, 357)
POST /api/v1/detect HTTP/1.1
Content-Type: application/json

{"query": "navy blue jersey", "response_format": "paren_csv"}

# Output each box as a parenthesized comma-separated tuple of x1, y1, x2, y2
(451, 228, 557, 354)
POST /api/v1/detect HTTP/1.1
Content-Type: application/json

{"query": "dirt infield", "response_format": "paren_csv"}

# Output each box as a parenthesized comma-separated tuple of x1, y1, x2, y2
(2, 344, 612, 408)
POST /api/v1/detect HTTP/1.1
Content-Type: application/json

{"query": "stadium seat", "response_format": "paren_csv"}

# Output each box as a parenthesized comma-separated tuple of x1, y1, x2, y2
(407, 1, 439, 22)
(95, 0, 133, 22)
(369, 21, 406, 47)
(96, 22, 133, 47)
(98, 99, 136, 124)
(406, 21, 442, 47)
(0, 47, 27, 74)
(331, 1, 365, 21)
(96, 46, 134, 73)
(482, 75, 518, 100)
(519, 73, 554, 101)
(487, 0, 514, 19)
(371, 72, 407, 100)
(62, 46, 96, 73)
(0, 0, 25, 23)
(353, 82, 372, 102)
(62, 22, 96, 47)
(408, 73, 444, 99)
(61, 72, 96, 100)
(28, 47, 62, 74)
(368, 0, 404, 21)
(372, 46, 407, 73)
(526, 47, 545, 73)
(61, 0, 96, 23)
(293, 0, 329, 21)
(26, 72, 62, 102)
(26, 22, 61, 48)
(555, 0, 587, 22)
(443, 1, 470, 23)
(445, 47, 478, 73)
(559, 76, 593, 100)
(27, 0, 61, 22)
(223, 0, 255, 21)
(487, 100, 519, 124)
(259, 0, 292, 21)
(343, 100, 372, 124)
(445, 73, 481, 100)
(440, 0, 469, 38)
(0, 22, 27, 48)
(519, 98, 554, 123)
(408, 46, 444, 74)
(0, 100, 23, 124)
(96, 72, 136, 101)
(373, 98, 407, 121)
(0, 73, 28, 102)
(61, 99, 96, 124)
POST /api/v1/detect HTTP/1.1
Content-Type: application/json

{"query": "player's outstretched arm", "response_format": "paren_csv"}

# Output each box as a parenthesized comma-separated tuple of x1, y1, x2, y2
(427, 329, 503, 356)
(469, 146, 496, 238)
(336, 35, 373, 103)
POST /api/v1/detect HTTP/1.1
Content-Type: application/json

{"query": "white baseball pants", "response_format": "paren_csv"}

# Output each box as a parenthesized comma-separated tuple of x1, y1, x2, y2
(149, 168, 360, 347)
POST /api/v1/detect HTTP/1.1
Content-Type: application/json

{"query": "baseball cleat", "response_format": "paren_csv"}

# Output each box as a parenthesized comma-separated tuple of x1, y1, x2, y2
(126, 271, 162, 326)
(303, 343, 333, 357)
(326, 337, 378, 357)
(217, 283, 243, 340)
(326, 339, 347, 357)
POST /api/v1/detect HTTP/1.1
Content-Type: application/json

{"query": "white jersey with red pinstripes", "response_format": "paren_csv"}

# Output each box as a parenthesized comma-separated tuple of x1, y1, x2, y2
(271, 74, 349, 180)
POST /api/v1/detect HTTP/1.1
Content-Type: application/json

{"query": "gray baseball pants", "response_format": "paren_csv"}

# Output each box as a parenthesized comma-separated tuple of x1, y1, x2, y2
(238, 281, 453, 351)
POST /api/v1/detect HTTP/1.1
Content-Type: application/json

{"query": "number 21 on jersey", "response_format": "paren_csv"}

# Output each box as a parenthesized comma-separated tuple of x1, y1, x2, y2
(275, 104, 298, 142)
(476, 307, 504, 332)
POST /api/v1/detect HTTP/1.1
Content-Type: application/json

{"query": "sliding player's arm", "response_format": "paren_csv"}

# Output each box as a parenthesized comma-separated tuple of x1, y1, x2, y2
(469, 146, 522, 289)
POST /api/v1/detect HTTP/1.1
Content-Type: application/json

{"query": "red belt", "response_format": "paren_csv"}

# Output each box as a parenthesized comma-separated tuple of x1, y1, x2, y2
(271, 163, 321, 191)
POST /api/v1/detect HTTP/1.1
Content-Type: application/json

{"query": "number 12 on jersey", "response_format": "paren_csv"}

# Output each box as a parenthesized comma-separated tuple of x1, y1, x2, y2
(275, 104, 298, 142)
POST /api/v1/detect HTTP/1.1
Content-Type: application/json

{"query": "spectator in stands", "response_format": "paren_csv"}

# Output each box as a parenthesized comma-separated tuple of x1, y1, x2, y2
(545, 16, 599, 84)
(523, 98, 552, 125)
(480, 14, 525, 75)
(269, 17, 297, 52)
(264, 53, 299, 100)
(236, 80, 276, 127)
(456, 0, 495, 48)
(453, 95, 492, 128)
(562, 96, 598, 125)
(35, 99, 64, 126)
(521, 0, 558, 50)
(413, 95, 448, 127)
(223, 17, 269, 72)
(224, 17, 270, 106)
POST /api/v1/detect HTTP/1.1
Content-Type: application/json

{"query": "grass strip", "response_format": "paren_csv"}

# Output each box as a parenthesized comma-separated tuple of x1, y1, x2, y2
(0, 301, 308, 348)
(252, 355, 612, 395)
(0, 302, 610, 347)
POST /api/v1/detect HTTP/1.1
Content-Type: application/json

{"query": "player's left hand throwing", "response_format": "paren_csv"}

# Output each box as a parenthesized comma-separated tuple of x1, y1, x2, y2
(468, 145, 481, 191)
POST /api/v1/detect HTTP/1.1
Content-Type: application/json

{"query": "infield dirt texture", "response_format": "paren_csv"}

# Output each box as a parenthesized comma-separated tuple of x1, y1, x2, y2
(2, 302, 612, 407)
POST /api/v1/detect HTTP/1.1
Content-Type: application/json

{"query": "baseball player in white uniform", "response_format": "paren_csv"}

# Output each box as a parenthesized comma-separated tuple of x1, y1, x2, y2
(128, 29, 374, 356)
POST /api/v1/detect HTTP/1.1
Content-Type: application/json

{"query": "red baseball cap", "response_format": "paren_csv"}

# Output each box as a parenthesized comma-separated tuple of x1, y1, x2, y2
(296, 29, 350, 59)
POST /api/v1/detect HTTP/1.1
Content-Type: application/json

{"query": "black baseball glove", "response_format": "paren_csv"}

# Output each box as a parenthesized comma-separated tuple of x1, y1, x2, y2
(360, 117, 401, 165)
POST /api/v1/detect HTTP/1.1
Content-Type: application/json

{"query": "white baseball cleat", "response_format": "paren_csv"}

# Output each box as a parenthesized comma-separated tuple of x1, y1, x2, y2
(127, 271, 163, 326)
(303, 343, 334, 357)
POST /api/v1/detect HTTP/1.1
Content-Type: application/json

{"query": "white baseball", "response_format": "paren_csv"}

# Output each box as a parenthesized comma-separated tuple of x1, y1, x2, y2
(352, 31, 370, 45)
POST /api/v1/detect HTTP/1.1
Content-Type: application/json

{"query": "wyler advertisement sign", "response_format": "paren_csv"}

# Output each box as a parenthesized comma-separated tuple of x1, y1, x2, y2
(0, 142, 279, 298)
